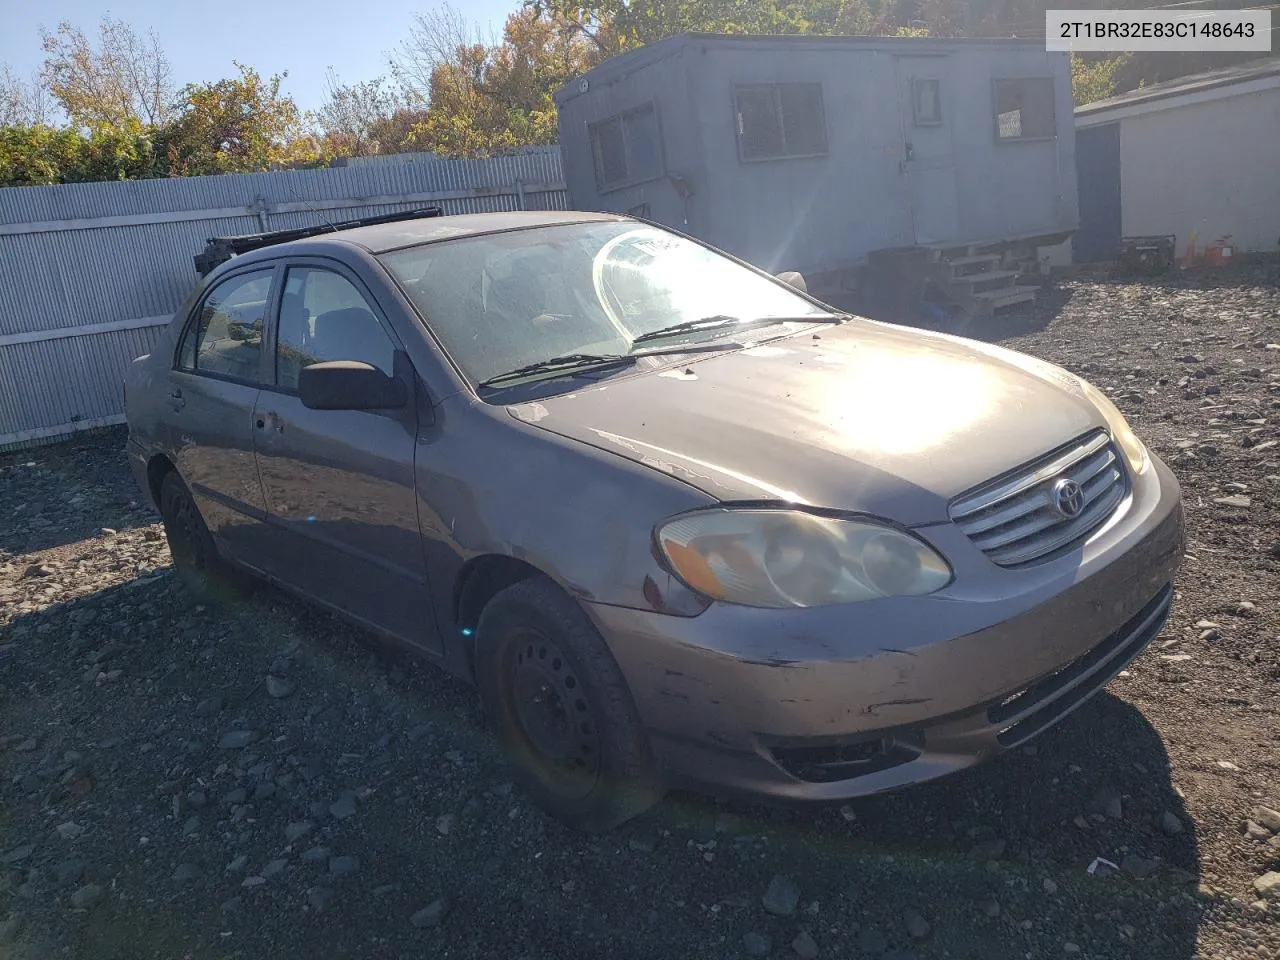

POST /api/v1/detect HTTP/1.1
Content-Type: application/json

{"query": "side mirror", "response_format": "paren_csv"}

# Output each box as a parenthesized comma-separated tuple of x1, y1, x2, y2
(776, 270, 808, 293)
(299, 361, 408, 411)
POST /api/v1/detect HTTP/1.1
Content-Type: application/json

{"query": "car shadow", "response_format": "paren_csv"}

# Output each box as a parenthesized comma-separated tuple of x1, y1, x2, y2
(646, 689, 1200, 960)
(0, 427, 153, 557)
(1, 565, 1199, 960)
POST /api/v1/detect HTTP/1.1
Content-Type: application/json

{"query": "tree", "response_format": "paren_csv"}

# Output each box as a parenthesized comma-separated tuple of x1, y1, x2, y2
(0, 124, 160, 188)
(391, 5, 595, 157)
(162, 63, 317, 175)
(316, 70, 400, 157)
(1071, 53, 1128, 106)
(0, 65, 50, 127)
(40, 16, 174, 129)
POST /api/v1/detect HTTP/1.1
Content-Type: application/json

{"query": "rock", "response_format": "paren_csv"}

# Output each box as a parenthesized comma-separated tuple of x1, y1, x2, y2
(1088, 786, 1123, 820)
(410, 898, 449, 928)
(1043, 878, 1059, 895)
(54, 822, 84, 840)
(792, 929, 819, 959)
(265, 675, 295, 699)
(968, 838, 1006, 860)
(1252, 806, 1280, 833)
(54, 859, 85, 885)
(219, 897, 242, 914)
(328, 855, 360, 876)
(435, 814, 455, 836)
(307, 887, 333, 912)
(285, 821, 315, 843)
(1120, 854, 1162, 878)
(743, 932, 771, 956)
(762, 874, 801, 917)
(300, 846, 330, 862)
(241, 876, 266, 888)
(1232, 600, 1257, 616)
(372, 883, 401, 897)
(1064, 943, 1081, 955)
(225, 854, 248, 873)
(194, 696, 223, 718)
(0, 911, 22, 943)
(69, 884, 102, 909)
(628, 835, 657, 854)
(1244, 821, 1272, 841)
(15, 738, 38, 753)
(857, 927, 889, 955)
(185, 790, 208, 809)
(1213, 494, 1251, 508)
(182, 815, 200, 836)
(1159, 811, 1184, 836)
(1222, 481, 1250, 493)
(903, 908, 931, 939)
(222, 788, 247, 806)
(1255, 872, 1280, 901)
(982, 898, 1001, 917)
(218, 730, 258, 749)
(329, 791, 358, 820)
(1216, 760, 1241, 772)
(1, 846, 33, 865)
(172, 863, 199, 884)
(260, 858, 288, 879)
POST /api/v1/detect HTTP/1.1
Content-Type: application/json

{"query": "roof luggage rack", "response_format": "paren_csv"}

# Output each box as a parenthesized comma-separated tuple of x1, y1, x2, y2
(194, 206, 444, 277)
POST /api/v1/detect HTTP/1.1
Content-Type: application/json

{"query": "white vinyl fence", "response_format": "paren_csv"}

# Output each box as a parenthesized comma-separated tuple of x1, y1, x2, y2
(0, 147, 566, 451)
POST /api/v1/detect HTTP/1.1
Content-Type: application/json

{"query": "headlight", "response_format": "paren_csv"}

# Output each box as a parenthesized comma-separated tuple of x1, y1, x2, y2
(1078, 378, 1149, 474)
(655, 509, 952, 608)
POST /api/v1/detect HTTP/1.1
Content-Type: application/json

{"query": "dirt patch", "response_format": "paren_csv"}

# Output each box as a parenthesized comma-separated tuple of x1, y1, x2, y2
(1, 266, 1278, 960)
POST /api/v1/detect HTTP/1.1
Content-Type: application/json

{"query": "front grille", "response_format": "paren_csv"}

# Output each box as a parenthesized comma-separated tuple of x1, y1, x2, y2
(950, 430, 1127, 567)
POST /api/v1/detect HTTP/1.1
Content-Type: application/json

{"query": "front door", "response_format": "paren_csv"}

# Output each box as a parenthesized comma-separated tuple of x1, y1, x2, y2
(894, 57, 960, 246)
(164, 266, 275, 559)
(252, 262, 435, 650)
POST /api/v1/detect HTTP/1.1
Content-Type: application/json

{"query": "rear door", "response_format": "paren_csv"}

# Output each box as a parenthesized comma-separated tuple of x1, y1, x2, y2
(163, 266, 276, 558)
(251, 259, 434, 649)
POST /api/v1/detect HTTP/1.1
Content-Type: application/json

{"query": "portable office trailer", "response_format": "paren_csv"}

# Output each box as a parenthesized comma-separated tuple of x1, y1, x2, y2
(556, 33, 1078, 286)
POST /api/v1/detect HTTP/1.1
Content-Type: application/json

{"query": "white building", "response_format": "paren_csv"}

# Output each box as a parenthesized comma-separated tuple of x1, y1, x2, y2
(1074, 58, 1280, 262)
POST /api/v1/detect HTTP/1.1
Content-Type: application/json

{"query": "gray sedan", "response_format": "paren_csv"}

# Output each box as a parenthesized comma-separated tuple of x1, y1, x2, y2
(125, 211, 1184, 830)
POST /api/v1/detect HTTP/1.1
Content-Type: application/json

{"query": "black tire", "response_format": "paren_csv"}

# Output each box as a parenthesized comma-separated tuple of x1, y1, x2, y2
(158, 470, 245, 604)
(475, 576, 664, 832)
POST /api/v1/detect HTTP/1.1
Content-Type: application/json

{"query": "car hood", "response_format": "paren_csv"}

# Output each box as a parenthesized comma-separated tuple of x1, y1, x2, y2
(507, 320, 1105, 525)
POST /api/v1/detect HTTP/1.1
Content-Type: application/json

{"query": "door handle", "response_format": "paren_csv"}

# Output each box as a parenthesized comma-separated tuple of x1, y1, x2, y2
(167, 388, 185, 412)
(256, 412, 285, 434)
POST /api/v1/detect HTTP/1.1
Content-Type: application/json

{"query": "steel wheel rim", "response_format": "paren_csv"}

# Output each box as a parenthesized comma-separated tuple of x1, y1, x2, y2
(507, 629, 601, 799)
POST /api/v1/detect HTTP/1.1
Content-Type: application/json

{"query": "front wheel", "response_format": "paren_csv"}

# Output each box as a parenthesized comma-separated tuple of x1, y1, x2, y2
(474, 576, 664, 832)
(158, 470, 246, 604)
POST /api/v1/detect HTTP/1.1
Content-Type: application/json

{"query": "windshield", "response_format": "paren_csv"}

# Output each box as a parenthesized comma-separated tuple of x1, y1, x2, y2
(379, 220, 829, 385)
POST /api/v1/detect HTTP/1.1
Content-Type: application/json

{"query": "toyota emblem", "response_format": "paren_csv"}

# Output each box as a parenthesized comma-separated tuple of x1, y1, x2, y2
(1050, 477, 1085, 520)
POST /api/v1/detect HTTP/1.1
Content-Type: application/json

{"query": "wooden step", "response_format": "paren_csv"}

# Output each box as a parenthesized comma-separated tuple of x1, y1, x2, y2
(952, 269, 1021, 289)
(944, 254, 1002, 272)
(972, 285, 1039, 310)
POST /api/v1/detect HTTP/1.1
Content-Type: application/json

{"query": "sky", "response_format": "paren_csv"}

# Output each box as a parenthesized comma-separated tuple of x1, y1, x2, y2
(0, 0, 518, 113)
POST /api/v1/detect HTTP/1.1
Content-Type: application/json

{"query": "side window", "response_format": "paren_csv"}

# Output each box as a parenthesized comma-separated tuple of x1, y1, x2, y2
(276, 267, 396, 390)
(912, 78, 942, 125)
(994, 77, 1056, 140)
(179, 270, 273, 382)
(734, 83, 828, 162)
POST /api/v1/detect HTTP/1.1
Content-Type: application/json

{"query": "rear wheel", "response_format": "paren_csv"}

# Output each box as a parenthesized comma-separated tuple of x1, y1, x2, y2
(158, 470, 245, 604)
(475, 576, 663, 832)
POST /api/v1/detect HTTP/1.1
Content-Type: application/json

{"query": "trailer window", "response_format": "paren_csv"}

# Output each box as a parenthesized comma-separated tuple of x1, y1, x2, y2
(912, 78, 942, 125)
(589, 103, 662, 191)
(994, 77, 1056, 140)
(734, 83, 828, 161)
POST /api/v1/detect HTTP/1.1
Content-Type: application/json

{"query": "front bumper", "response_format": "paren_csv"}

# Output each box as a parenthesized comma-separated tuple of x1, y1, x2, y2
(585, 453, 1184, 801)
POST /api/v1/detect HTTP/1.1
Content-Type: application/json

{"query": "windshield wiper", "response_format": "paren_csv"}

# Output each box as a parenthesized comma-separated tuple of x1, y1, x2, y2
(632, 313, 848, 347)
(477, 352, 635, 388)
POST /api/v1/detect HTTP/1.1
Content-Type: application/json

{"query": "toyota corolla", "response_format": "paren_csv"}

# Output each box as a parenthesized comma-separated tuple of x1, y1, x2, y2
(124, 211, 1184, 831)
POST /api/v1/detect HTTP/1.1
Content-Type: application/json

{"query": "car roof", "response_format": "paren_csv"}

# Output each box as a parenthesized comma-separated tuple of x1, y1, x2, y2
(323, 209, 626, 254)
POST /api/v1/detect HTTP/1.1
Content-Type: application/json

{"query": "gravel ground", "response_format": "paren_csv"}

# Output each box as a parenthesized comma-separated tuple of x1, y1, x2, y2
(2, 266, 1278, 960)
